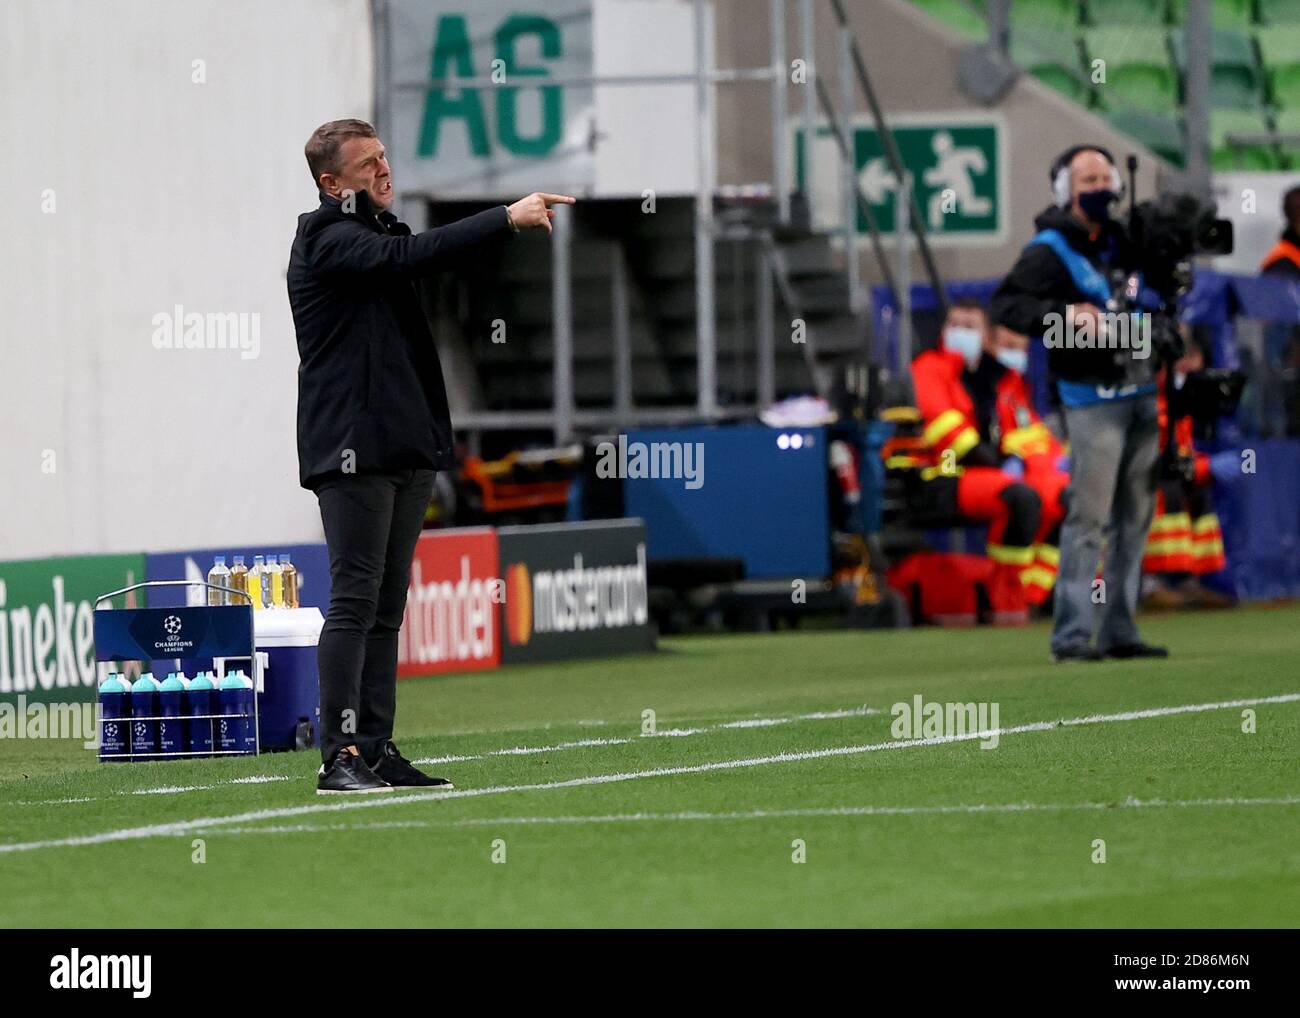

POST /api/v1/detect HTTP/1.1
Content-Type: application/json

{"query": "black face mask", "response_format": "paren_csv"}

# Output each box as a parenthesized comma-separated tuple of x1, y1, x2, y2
(1078, 188, 1118, 223)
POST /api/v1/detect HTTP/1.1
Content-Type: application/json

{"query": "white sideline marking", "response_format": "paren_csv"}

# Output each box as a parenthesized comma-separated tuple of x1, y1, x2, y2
(0, 692, 1294, 856)
(412, 705, 880, 765)
(191, 795, 1300, 837)
(14, 775, 291, 807)
(416, 736, 632, 765)
(133, 776, 291, 796)
(13, 797, 96, 806)
(437, 717, 608, 738)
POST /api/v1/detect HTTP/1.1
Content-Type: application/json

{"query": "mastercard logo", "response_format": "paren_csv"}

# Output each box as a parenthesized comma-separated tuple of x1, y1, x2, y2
(505, 563, 532, 645)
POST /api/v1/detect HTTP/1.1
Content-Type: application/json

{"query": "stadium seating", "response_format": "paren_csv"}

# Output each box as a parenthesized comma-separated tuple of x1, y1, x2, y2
(433, 196, 862, 412)
(1008, 0, 1077, 31)
(1271, 105, 1300, 164)
(1105, 108, 1185, 166)
(1010, 31, 1092, 106)
(1257, 24, 1300, 106)
(1209, 107, 1280, 168)
(1205, 0, 1258, 27)
(1084, 27, 1178, 112)
(1086, 0, 1168, 26)
(907, 0, 1300, 165)
(1170, 28, 1264, 110)
(909, 0, 986, 39)
(1260, 0, 1300, 24)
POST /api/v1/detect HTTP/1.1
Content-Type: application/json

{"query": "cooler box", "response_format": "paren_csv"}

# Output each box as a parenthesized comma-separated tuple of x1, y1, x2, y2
(217, 607, 323, 752)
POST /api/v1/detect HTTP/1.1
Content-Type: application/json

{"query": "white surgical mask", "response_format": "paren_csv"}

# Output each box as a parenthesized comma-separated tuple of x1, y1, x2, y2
(942, 326, 983, 368)
(995, 347, 1028, 374)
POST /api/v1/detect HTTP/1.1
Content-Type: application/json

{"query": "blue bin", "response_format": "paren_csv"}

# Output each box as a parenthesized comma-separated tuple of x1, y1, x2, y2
(216, 608, 323, 752)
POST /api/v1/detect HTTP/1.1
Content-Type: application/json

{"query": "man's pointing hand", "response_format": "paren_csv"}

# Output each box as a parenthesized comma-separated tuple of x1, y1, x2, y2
(507, 192, 577, 234)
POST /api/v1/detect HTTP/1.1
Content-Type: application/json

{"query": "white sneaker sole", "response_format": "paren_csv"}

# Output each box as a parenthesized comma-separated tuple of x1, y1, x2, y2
(315, 784, 399, 796)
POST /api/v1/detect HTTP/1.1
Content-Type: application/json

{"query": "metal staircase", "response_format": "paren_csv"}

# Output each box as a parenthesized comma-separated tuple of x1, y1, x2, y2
(392, 0, 952, 448)
(430, 194, 866, 431)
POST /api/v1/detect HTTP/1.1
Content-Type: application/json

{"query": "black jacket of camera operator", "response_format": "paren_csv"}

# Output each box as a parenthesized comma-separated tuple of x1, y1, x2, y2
(991, 204, 1138, 386)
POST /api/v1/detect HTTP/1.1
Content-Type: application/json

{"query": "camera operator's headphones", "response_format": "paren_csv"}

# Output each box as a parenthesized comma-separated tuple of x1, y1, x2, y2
(1050, 144, 1124, 209)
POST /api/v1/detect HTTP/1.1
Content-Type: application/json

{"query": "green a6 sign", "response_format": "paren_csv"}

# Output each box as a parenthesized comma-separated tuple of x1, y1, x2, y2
(388, 1, 593, 197)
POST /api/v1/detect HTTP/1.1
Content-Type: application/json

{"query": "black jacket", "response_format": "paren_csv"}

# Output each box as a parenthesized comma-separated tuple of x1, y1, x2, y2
(288, 190, 513, 489)
(991, 204, 1134, 385)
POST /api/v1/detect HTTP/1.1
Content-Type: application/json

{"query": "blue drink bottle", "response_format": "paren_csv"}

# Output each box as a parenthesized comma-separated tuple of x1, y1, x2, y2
(218, 669, 256, 755)
(158, 672, 189, 759)
(98, 672, 131, 762)
(129, 672, 161, 761)
(188, 672, 216, 758)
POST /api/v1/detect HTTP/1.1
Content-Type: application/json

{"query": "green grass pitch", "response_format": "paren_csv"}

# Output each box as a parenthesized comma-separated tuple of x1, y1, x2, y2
(1, 605, 1297, 927)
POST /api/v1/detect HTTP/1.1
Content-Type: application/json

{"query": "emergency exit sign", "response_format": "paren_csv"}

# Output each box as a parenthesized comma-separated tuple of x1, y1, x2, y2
(794, 114, 1005, 245)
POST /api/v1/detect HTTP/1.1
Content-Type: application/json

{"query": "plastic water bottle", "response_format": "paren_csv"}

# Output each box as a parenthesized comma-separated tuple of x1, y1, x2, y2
(129, 672, 161, 761)
(279, 554, 299, 609)
(248, 555, 266, 611)
(265, 555, 284, 608)
(234, 669, 257, 754)
(158, 672, 189, 758)
(188, 671, 216, 758)
(218, 669, 256, 755)
(98, 672, 131, 763)
(207, 556, 231, 606)
(228, 556, 249, 607)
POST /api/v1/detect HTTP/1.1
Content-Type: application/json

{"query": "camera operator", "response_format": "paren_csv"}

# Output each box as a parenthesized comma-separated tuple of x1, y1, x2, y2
(991, 145, 1168, 662)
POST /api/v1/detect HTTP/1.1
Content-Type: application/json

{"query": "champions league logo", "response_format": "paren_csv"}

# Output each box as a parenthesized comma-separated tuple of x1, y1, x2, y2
(153, 613, 194, 654)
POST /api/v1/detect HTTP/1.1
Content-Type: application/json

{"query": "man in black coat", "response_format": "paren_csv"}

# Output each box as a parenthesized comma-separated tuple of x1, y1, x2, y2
(288, 118, 574, 794)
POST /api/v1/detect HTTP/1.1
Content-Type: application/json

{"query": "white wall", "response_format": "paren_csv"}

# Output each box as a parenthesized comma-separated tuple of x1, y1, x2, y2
(593, 0, 701, 197)
(0, 0, 373, 560)
(1211, 173, 1297, 276)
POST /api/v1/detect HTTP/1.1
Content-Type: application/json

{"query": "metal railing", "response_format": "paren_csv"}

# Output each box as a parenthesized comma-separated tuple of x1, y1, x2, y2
(375, 0, 949, 441)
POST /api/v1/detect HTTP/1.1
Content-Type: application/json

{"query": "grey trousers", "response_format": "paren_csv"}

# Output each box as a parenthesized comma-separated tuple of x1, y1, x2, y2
(1051, 394, 1160, 654)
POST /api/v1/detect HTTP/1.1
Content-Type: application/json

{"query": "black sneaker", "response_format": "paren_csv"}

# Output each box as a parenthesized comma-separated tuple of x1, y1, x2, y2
(366, 741, 454, 790)
(316, 751, 395, 795)
(1051, 644, 1104, 663)
(1104, 642, 1169, 659)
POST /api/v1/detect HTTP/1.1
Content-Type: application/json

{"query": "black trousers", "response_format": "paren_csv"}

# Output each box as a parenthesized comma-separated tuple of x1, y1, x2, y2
(314, 468, 435, 765)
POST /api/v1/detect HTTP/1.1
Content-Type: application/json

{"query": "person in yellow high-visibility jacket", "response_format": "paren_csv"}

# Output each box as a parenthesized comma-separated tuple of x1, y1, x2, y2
(915, 300, 1045, 605)
(912, 300, 1060, 606)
